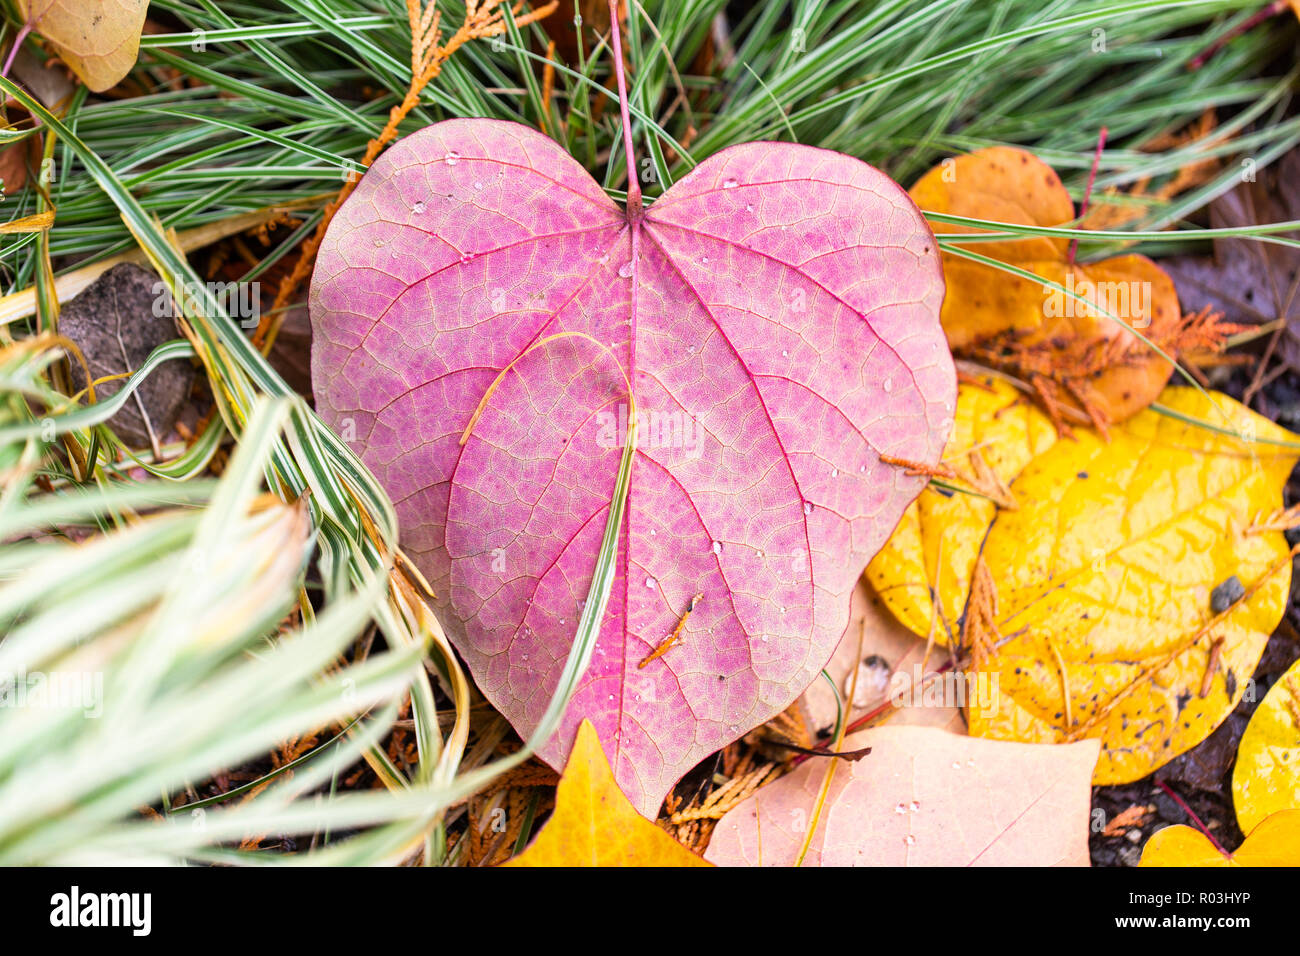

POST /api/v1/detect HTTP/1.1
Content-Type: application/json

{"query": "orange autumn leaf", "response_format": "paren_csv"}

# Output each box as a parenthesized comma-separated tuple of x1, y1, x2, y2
(910, 146, 1211, 428)
(0, 100, 40, 197)
(504, 720, 712, 867)
(910, 145, 1073, 269)
(1006, 253, 1184, 425)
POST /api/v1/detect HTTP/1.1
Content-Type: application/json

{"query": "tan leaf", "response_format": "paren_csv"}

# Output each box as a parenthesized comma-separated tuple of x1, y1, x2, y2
(704, 725, 1099, 866)
(802, 576, 964, 734)
(18, 0, 150, 93)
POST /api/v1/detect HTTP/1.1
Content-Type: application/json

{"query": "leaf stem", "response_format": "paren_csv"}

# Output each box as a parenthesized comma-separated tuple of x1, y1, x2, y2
(1154, 778, 1232, 858)
(1067, 125, 1106, 265)
(795, 622, 865, 866)
(607, 0, 641, 220)
(0, 23, 32, 80)
(1188, 0, 1287, 71)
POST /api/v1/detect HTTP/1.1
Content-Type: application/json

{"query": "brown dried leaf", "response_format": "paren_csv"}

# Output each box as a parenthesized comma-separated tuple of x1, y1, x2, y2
(18, 0, 149, 93)
(59, 263, 194, 449)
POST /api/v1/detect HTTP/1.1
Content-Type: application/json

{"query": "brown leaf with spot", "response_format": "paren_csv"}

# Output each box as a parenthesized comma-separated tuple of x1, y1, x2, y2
(17, 0, 150, 93)
(58, 262, 194, 450)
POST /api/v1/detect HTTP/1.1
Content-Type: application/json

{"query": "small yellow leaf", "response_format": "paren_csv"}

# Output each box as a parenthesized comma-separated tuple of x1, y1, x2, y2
(866, 377, 1056, 642)
(0, 209, 54, 233)
(969, 387, 1299, 783)
(504, 720, 712, 867)
(18, 0, 150, 93)
(1232, 657, 1300, 835)
(1139, 810, 1300, 866)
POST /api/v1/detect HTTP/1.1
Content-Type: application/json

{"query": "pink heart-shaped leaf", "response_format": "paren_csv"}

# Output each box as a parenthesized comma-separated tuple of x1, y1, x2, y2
(310, 119, 953, 815)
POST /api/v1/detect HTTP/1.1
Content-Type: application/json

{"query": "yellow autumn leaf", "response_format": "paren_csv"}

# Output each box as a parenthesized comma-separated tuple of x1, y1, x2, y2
(504, 720, 712, 867)
(17, 0, 150, 93)
(866, 376, 1056, 642)
(1232, 657, 1300, 835)
(968, 387, 1298, 783)
(0, 209, 55, 234)
(1139, 809, 1300, 866)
